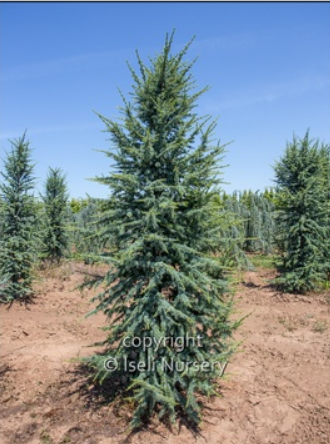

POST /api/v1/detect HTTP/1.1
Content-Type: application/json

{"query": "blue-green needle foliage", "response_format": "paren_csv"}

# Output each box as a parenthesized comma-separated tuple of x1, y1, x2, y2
(274, 131, 330, 293)
(83, 33, 240, 429)
(41, 167, 70, 263)
(0, 133, 36, 302)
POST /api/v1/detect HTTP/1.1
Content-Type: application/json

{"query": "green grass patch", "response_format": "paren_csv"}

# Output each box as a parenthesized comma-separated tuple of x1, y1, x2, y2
(312, 320, 327, 333)
(248, 254, 279, 269)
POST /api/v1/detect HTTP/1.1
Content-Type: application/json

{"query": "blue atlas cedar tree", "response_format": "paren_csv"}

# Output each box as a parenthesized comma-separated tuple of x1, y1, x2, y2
(82, 32, 241, 429)
(0, 132, 37, 302)
(70, 197, 104, 261)
(41, 167, 70, 263)
(211, 189, 276, 271)
(274, 130, 330, 293)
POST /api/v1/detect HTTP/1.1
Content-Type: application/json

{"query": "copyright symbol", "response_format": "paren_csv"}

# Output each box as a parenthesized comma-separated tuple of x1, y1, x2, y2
(104, 357, 118, 372)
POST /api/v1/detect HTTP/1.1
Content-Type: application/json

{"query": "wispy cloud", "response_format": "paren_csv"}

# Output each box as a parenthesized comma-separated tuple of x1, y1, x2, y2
(1, 48, 130, 82)
(192, 22, 323, 56)
(207, 74, 330, 111)
(193, 33, 258, 53)
(0, 122, 101, 141)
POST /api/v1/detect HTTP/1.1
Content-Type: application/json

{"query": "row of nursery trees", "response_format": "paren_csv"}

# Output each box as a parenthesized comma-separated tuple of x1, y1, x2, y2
(0, 138, 70, 301)
(71, 187, 278, 262)
(1, 33, 329, 430)
(0, 144, 278, 292)
(0, 135, 279, 292)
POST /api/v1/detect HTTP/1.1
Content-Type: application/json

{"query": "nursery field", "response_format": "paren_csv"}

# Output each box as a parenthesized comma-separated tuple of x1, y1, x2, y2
(1, 262, 329, 444)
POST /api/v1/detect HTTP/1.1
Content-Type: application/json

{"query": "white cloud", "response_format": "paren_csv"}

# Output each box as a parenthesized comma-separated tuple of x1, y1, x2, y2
(207, 74, 330, 111)
(193, 33, 257, 53)
(0, 122, 101, 140)
(1, 48, 129, 82)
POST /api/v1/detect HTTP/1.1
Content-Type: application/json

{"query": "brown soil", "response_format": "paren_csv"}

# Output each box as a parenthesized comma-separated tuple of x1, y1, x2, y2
(1, 263, 329, 444)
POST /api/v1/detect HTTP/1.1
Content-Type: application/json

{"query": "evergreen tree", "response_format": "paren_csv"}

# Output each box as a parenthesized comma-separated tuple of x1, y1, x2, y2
(69, 197, 89, 214)
(71, 197, 104, 261)
(0, 133, 36, 302)
(84, 33, 239, 429)
(319, 143, 330, 281)
(241, 191, 275, 254)
(274, 131, 330, 293)
(210, 192, 253, 270)
(41, 167, 69, 263)
(0, 196, 4, 239)
(263, 187, 277, 204)
(214, 190, 275, 260)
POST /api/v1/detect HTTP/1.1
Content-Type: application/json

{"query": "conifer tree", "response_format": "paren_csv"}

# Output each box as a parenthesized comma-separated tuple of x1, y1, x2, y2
(211, 192, 253, 270)
(0, 133, 36, 302)
(214, 190, 275, 259)
(41, 167, 69, 263)
(274, 131, 330, 293)
(84, 33, 239, 429)
(0, 196, 4, 239)
(71, 197, 104, 261)
(241, 191, 275, 254)
(319, 143, 330, 280)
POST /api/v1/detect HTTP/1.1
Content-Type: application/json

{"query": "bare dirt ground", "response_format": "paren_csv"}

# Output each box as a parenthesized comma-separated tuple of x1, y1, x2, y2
(1, 263, 329, 444)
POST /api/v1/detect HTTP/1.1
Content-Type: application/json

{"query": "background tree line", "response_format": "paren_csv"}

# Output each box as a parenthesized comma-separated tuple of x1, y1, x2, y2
(1, 133, 329, 302)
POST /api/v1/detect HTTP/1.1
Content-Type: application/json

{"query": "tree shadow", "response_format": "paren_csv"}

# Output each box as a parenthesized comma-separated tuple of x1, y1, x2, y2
(0, 362, 11, 378)
(241, 282, 260, 289)
(59, 358, 217, 441)
(0, 292, 37, 308)
(74, 268, 104, 280)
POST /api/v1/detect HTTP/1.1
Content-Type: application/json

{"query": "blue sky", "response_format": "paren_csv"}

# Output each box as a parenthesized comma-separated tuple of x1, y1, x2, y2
(1, 2, 330, 199)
